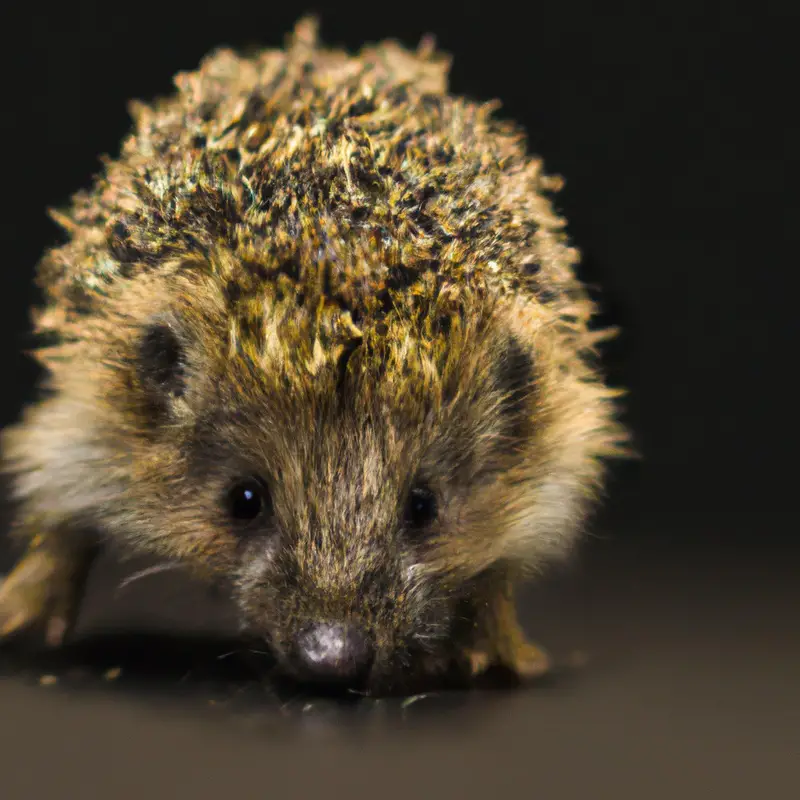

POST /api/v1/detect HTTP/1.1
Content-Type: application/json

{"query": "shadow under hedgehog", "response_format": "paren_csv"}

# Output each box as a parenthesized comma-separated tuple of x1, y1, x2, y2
(0, 17, 627, 695)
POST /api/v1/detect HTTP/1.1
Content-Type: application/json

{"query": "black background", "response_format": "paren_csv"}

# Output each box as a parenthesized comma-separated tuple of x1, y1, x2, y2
(0, 2, 797, 798)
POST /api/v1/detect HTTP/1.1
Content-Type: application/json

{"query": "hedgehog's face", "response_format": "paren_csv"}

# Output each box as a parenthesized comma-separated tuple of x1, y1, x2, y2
(227, 422, 467, 692)
(110, 273, 604, 693)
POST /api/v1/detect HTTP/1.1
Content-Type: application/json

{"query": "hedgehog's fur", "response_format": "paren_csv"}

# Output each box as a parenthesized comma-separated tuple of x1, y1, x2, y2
(0, 18, 626, 692)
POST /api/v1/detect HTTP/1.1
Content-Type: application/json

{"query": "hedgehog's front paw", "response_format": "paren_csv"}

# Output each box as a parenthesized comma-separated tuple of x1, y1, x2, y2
(464, 582, 553, 683)
(0, 550, 77, 648)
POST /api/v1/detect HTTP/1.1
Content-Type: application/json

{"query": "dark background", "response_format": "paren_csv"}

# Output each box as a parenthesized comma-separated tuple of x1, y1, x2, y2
(0, 2, 797, 798)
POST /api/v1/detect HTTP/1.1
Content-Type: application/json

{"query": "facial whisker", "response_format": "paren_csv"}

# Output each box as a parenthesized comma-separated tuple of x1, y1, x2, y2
(116, 561, 185, 591)
(216, 651, 239, 661)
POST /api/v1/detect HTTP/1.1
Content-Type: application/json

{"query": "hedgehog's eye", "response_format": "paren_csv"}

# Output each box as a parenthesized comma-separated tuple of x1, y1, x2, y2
(227, 479, 270, 523)
(405, 484, 438, 529)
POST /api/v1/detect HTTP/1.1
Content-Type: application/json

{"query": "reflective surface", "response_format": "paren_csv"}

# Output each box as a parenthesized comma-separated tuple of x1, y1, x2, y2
(2, 509, 797, 799)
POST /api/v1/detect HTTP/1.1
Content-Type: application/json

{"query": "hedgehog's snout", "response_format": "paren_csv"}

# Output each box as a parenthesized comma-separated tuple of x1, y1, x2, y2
(288, 621, 374, 686)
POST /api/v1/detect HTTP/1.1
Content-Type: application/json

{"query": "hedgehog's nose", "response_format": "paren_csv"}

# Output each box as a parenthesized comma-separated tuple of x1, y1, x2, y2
(293, 622, 373, 684)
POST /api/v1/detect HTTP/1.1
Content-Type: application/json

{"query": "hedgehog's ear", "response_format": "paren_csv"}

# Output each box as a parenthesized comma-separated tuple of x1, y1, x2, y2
(492, 333, 537, 443)
(137, 318, 187, 405)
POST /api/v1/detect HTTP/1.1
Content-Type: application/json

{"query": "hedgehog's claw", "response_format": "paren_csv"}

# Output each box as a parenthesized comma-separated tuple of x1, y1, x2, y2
(465, 639, 551, 681)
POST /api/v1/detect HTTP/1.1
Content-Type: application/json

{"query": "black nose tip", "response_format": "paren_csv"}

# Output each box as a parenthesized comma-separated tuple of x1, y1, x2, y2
(294, 622, 373, 683)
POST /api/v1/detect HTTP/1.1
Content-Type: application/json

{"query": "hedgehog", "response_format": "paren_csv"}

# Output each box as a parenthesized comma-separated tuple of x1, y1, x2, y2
(0, 17, 626, 694)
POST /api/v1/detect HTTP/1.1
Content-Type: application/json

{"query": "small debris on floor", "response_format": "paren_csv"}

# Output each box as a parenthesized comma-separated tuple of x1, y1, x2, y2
(103, 666, 123, 682)
(39, 675, 58, 687)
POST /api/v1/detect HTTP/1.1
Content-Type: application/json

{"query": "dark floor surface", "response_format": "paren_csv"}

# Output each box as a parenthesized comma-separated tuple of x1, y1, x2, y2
(1, 508, 797, 800)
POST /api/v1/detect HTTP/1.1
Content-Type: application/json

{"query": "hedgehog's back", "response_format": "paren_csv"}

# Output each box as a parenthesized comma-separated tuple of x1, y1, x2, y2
(36, 16, 588, 356)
